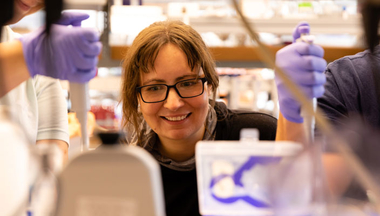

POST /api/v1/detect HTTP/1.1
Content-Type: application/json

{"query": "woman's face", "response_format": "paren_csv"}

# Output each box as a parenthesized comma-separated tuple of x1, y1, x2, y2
(138, 43, 210, 144)
(7, 0, 44, 25)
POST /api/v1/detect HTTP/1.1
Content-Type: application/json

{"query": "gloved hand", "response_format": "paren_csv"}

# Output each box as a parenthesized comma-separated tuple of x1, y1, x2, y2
(275, 22, 327, 123)
(56, 12, 90, 26)
(292, 21, 310, 43)
(19, 12, 102, 83)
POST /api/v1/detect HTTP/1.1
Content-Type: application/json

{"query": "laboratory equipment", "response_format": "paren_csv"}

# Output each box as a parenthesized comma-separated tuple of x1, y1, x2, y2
(0, 108, 65, 216)
(68, 12, 99, 152)
(231, 0, 380, 212)
(70, 82, 90, 151)
(295, 24, 317, 144)
(268, 143, 327, 216)
(55, 132, 165, 216)
(196, 138, 304, 215)
(0, 106, 30, 216)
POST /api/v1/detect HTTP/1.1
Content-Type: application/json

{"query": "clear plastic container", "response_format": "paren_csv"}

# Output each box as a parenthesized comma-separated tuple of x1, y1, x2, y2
(195, 140, 303, 216)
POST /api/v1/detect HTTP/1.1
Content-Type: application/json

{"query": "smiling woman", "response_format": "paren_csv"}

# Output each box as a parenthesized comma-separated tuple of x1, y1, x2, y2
(121, 20, 277, 216)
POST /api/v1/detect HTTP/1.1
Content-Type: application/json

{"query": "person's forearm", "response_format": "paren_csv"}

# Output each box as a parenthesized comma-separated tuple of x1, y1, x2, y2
(36, 139, 69, 165)
(276, 112, 307, 145)
(0, 40, 30, 97)
(276, 112, 354, 197)
(322, 153, 354, 198)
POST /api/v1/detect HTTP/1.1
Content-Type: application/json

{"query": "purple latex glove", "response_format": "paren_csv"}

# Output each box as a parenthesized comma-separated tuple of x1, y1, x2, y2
(292, 21, 310, 43)
(275, 22, 327, 123)
(56, 12, 90, 26)
(19, 12, 102, 83)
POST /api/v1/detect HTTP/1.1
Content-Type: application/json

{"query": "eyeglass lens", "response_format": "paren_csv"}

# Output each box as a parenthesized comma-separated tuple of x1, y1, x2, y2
(140, 79, 204, 103)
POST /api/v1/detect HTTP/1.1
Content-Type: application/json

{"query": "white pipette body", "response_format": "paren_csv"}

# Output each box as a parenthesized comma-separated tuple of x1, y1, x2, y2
(297, 33, 316, 144)
(302, 97, 316, 144)
(70, 82, 90, 152)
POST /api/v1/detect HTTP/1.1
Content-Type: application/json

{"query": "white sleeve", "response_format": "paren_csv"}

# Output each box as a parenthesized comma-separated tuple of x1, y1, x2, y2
(34, 75, 70, 145)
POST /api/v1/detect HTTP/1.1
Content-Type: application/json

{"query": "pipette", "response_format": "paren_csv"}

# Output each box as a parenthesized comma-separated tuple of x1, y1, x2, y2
(296, 26, 316, 144)
(70, 82, 90, 152)
(69, 21, 91, 152)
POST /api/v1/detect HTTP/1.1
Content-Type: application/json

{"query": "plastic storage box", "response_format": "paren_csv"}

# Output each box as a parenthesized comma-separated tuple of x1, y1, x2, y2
(196, 140, 304, 216)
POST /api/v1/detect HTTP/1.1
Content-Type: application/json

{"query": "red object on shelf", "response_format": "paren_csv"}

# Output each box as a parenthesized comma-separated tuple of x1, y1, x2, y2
(90, 104, 116, 130)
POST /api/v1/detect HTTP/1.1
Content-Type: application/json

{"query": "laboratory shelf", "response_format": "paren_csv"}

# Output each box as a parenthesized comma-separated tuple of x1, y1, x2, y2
(187, 16, 362, 35)
(110, 45, 365, 63)
(63, 0, 107, 10)
(65, 46, 365, 92)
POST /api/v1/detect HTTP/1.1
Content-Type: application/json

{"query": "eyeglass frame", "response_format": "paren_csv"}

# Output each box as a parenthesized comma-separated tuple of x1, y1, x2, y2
(136, 77, 208, 103)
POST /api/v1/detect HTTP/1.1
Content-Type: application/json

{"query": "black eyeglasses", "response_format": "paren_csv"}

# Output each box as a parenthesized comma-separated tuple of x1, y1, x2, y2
(136, 77, 207, 103)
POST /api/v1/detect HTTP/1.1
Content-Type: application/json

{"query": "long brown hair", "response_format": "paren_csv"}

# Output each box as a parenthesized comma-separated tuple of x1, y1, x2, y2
(121, 20, 219, 144)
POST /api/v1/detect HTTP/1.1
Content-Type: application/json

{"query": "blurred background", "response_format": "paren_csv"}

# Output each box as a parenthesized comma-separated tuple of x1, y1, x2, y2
(10, 0, 364, 157)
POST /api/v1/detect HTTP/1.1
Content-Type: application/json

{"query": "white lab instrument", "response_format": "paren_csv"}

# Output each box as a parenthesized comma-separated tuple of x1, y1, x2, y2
(302, 97, 317, 144)
(0, 106, 65, 216)
(70, 83, 90, 151)
(196, 138, 305, 216)
(55, 133, 166, 216)
(0, 106, 31, 216)
(69, 18, 94, 152)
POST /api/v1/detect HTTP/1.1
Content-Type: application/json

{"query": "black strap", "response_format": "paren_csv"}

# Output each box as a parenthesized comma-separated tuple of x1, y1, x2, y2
(44, 0, 63, 36)
(0, 0, 13, 39)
